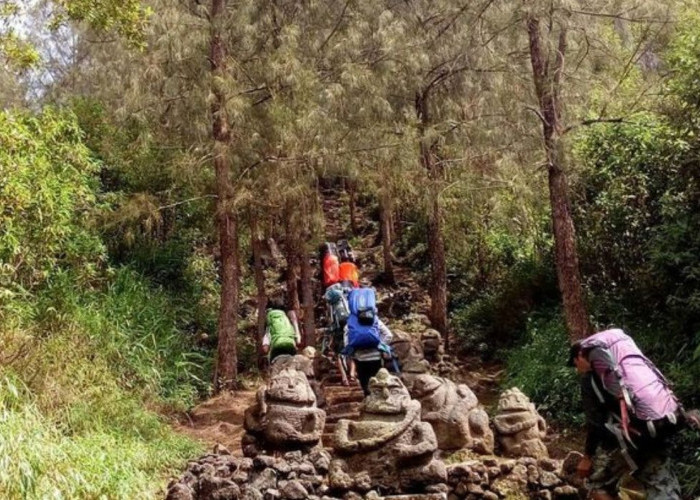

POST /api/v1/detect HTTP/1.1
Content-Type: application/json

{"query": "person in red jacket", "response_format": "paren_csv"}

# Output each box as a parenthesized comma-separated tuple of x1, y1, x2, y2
(321, 243, 340, 289)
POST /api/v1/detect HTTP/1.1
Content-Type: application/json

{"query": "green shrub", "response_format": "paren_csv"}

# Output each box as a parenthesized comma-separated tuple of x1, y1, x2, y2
(0, 266, 211, 498)
(452, 258, 558, 357)
(0, 375, 201, 500)
(0, 108, 106, 294)
(504, 311, 582, 424)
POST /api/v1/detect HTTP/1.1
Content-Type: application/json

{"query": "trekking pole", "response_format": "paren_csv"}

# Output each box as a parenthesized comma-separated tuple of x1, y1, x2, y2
(391, 355, 401, 374)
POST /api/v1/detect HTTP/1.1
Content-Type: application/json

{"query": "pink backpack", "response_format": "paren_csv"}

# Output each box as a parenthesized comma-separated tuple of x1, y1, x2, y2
(579, 329, 678, 421)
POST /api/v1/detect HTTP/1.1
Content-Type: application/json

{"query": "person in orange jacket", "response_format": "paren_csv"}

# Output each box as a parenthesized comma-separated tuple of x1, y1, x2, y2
(338, 259, 359, 288)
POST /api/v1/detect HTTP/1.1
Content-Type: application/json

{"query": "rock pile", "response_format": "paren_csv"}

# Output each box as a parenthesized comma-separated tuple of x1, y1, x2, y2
(445, 456, 580, 499)
(165, 446, 336, 500)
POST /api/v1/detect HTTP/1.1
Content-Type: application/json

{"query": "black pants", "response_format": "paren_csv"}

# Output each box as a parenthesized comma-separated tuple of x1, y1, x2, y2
(356, 359, 382, 396)
(270, 345, 297, 363)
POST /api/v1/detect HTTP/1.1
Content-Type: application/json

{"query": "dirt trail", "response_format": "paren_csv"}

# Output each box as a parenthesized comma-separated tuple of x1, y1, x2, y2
(173, 391, 257, 456)
(171, 184, 571, 460)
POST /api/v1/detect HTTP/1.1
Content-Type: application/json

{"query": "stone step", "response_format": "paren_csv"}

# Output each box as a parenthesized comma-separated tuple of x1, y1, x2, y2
(322, 432, 335, 448)
(325, 401, 362, 415)
(325, 411, 361, 424)
(324, 389, 365, 405)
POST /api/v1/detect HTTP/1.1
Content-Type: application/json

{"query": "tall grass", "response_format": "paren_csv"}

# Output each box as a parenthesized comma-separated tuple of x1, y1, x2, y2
(0, 268, 210, 499)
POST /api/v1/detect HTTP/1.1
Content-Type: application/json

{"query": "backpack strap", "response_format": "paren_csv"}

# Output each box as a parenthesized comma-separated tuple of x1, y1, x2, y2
(590, 376, 605, 405)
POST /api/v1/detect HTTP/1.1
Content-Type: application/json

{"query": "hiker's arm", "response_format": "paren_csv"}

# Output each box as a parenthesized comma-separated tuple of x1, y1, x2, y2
(262, 328, 270, 354)
(377, 319, 393, 343)
(581, 374, 607, 457)
(287, 310, 301, 345)
(588, 348, 623, 398)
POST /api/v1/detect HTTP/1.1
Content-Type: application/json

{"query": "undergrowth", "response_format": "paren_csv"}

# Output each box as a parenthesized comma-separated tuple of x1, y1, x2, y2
(0, 268, 208, 499)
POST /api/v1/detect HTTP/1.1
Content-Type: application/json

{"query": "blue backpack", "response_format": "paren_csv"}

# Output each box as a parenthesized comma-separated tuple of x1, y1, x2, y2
(346, 314, 380, 350)
(349, 287, 377, 326)
(346, 288, 380, 350)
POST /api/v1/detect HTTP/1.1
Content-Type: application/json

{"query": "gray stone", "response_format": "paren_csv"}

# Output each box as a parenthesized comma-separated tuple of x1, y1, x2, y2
(165, 483, 194, 500)
(284, 450, 303, 462)
(232, 470, 250, 484)
(280, 479, 308, 500)
(241, 487, 264, 500)
(251, 468, 278, 491)
(298, 473, 324, 487)
(402, 373, 493, 454)
(272, 460, 291, 475)
(292, 461, 315, 475)
(538, 458, 559, 472)
(212, 484, 241, 500)
(539, 471, 561, 488)
(264, 488, 281, 500)
(309, 449, 331, 473)
(239, 458, 254, 472)
(553, 485, 579, 497)
(254, 456, 277, 470)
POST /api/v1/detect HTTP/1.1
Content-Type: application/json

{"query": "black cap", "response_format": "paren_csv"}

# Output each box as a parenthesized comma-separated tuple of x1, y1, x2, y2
(567, 341, 583, 367)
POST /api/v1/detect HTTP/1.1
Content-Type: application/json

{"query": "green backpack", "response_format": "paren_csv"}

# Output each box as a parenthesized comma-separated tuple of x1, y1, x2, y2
(267, 309, 296, 351)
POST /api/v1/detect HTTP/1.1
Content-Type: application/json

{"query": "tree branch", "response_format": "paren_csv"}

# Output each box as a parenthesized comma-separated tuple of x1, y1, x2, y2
(563, 117, 625, 134)
(318, 0, 352, 53)
(158, 194, 218, 211)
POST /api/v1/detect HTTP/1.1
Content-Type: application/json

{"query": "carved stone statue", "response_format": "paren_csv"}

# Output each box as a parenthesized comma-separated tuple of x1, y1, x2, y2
(421, 329, 444, 363)
(330, 369, 446, 494)
(493, 387, 548, 459)
(389, 329, 424, 367)
(406, 371, 494, 454)
(242, 367, 326, 457)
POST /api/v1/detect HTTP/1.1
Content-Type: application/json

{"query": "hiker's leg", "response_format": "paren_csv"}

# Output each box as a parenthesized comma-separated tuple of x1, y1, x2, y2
(337, 357, 348, 385)
(348, 358, 357, 379)
(356, 359, 382, 396)
(587, 448, 627, 499)
(635, 450, 681, 500)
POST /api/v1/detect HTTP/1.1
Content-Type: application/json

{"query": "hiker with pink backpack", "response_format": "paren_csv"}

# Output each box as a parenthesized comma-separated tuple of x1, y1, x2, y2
(568, 328, 700, 500)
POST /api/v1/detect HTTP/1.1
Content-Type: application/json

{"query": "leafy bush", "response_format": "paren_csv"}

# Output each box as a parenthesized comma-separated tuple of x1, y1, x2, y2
(504, 311, 582, 424)
(452, 258, 558, 357)
(0, 109, 106, 294)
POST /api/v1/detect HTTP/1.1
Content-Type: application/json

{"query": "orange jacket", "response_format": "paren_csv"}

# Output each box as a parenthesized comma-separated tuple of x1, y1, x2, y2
(338, 261, 359, 287)
(323, 254, 340, 287)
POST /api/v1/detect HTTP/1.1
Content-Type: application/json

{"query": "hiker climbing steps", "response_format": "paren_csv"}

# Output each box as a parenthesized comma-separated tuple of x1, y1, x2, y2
(165, 200, 589, 498)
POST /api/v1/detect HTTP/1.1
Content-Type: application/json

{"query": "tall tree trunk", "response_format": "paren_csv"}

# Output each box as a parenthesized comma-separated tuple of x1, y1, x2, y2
(211, 0, 238, 392)
(527, 16, 591, 341)
(284, 213, 301, 318)
(393, 206, 403, 245)
(416, 91, 449, 347)
(380, 191, 396, 285)
(300, 242, 316, 348)
(348, 179, 358, 236)
(251, 215, 267, 370)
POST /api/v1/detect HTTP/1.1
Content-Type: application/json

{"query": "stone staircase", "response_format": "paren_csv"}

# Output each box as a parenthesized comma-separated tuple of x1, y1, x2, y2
(319, 366, 365, 449)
